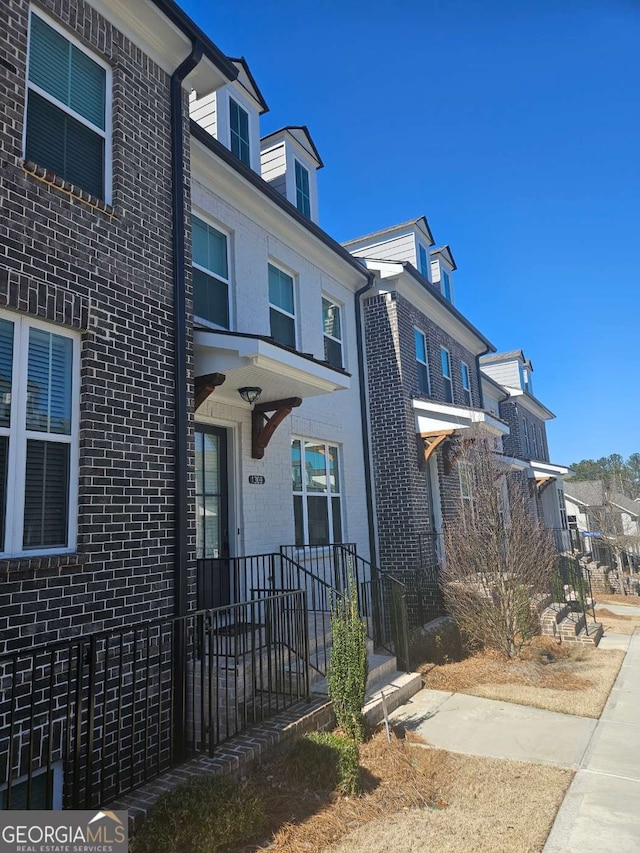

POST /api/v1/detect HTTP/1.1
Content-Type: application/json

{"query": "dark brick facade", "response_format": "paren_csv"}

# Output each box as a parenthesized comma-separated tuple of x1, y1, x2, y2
(0, 0, 196, 651)
(363, 290, 478, 581)
(499, 398, 549, 463)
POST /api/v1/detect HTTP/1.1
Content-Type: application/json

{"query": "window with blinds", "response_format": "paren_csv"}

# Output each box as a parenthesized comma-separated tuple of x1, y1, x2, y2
(0, 313, 78, 556)
(25, 11, 109, 201)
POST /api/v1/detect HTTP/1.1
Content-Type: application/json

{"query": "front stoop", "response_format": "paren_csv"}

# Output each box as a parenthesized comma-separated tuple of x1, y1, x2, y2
(541, 603, 603, 647)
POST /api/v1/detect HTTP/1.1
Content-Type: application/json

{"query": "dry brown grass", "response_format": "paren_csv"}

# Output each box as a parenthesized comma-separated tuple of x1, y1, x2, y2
(330, 751, 572, 853)
(236, 730, 571, 853)
(238, 730, 448, 852)
(595, 605, 640, 636)
(420, 637, 624, 717)
(595, 593, 640, 607)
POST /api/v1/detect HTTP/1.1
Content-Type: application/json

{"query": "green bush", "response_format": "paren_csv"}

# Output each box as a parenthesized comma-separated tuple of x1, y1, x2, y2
(286, 731, 360, 796)
(327, 574, 368, 743)
(130, 775, 266, 853)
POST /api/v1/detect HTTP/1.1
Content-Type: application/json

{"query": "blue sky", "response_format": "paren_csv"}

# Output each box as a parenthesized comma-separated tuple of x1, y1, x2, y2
(182, 0, 640, 465)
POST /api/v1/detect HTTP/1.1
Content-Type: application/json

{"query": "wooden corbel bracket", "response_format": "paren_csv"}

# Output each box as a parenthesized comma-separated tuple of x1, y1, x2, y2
(417, 430, 455, 469)
(536, 477, 554, 493)
(252, 397, 302, 459)
(195, 373, 226, 409)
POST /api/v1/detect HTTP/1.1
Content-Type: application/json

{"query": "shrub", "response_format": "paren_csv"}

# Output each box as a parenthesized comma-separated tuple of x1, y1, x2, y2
(327, 574, 368, 742)
(130, 775, 266, 853)
(286, 731, 360, 796)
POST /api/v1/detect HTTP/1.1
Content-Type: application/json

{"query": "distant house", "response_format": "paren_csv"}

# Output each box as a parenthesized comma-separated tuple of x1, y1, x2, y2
(564, 481, 640, 568)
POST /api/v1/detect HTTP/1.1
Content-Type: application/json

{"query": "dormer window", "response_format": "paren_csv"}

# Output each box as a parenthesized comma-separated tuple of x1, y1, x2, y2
(229, 98, 250, 165)
(294, 160, 311, 217)
(441, 270, 452, 302)
(418, 244, 429, 278)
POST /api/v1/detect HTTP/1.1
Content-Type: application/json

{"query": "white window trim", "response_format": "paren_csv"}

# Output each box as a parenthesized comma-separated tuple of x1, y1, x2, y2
(0, 310, 80, 558)
(414, 328, 431, 395)
(268, 261, 297, 348)
(228, 94, 251, 166)
(417, 243, 430, 278)
(24, 8, 113, 205)
(460, 361, 471, 406)
(440, 346, 453, 402)
(0, 762, 63, 809)
(441, 268, 452, 301)
(292, 438, 343, 546)
(322, 296, 344, 369)
(192, 212, 233, 331)
(294, 159, 311, 217)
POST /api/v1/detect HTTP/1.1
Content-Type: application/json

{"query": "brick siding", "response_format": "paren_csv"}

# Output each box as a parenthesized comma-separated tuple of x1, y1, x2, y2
(0, 0, 196, 651)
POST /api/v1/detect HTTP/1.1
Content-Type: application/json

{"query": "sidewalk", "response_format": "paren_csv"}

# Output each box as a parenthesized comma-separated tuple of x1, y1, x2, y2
(544, 629, 640, 853)
(389, 631, 640, 852)
(388, 688, 596, 769)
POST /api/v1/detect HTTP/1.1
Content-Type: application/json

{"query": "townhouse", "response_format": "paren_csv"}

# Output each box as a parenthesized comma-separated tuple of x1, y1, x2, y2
(480, 350, 573, 548)
(344, 219, 509, 599)
(188, 67, 373, 604)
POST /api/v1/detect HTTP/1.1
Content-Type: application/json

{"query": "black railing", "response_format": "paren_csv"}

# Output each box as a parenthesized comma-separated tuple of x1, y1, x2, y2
(279, 543, 358, 591)
(332, 545, 411, 672)
(0, 590, 309, 810)
(552, 557, 597, 633)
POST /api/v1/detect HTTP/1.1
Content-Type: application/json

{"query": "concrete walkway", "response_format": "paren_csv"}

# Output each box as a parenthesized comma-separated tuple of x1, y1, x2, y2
(389, 688, 596, 769)
(545, 630, 640, 853)
(389, 632, 640, 852)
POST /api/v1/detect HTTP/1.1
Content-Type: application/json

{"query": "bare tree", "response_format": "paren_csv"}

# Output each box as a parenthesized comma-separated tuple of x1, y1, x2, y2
(441, 433, 557, 658)
(587, 503, 640, 584)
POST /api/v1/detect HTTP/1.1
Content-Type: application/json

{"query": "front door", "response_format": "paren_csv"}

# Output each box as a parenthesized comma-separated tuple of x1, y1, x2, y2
(195, 425, 230, 609)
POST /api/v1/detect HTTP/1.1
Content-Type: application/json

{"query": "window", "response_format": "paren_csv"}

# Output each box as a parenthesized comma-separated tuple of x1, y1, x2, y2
(440, 347, 453, 403)
(460, 362, 471, 406)
(531, 424, 538, 459)
(538, 425, 545, 460)
(268, 264, 296, 348)
(458, 462, 475, 525)
(522, 418, 530, 456)
(192, 216, 230, 328)
(414, 329, 430, 395)
(558, 487, 568, 529)
(291, 439, 342, 546)
(229, 97, 250, 165)
(25, 10, 109, 201)
(418, 244, 429, 278)
(294, 160, 311, 218)
(441, 270, 452, 302)
(322, 298, 343, 368)
(0, 312, 78, 556)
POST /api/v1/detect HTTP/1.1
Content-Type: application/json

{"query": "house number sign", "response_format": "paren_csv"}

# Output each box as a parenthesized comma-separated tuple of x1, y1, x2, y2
(248, 475, 266, 485)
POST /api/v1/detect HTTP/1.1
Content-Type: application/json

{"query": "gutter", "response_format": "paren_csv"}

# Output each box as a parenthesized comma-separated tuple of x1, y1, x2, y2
(149, 0, 237, 81)
(354, 271, 378, 570)
(170, 39, 204, 762)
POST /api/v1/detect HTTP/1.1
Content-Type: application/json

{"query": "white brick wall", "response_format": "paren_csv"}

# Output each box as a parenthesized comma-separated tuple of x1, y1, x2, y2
(192, 178, 370, 562)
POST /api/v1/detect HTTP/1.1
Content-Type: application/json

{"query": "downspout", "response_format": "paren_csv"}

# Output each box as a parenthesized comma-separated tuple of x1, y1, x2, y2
(354, 272, 378, 569)
(170, 40, 203, 761)
(474, 346, 493, 411)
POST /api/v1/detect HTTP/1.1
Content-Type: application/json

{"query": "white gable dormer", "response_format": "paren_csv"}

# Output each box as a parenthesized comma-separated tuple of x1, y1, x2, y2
(430, 246, 456, 304)
(343, 217, 435, 278)
(480, 350, 534, 394)
(259, 126, 323, 223)
(190, 57, 268, 174)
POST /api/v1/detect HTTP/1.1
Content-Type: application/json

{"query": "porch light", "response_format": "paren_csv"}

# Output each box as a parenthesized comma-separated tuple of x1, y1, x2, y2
(238, 386, 262, 405)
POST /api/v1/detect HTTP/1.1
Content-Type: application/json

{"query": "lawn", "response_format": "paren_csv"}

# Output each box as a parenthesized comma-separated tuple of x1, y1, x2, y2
(420, 636, 624, 718)
(248, 729, 571, 853)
